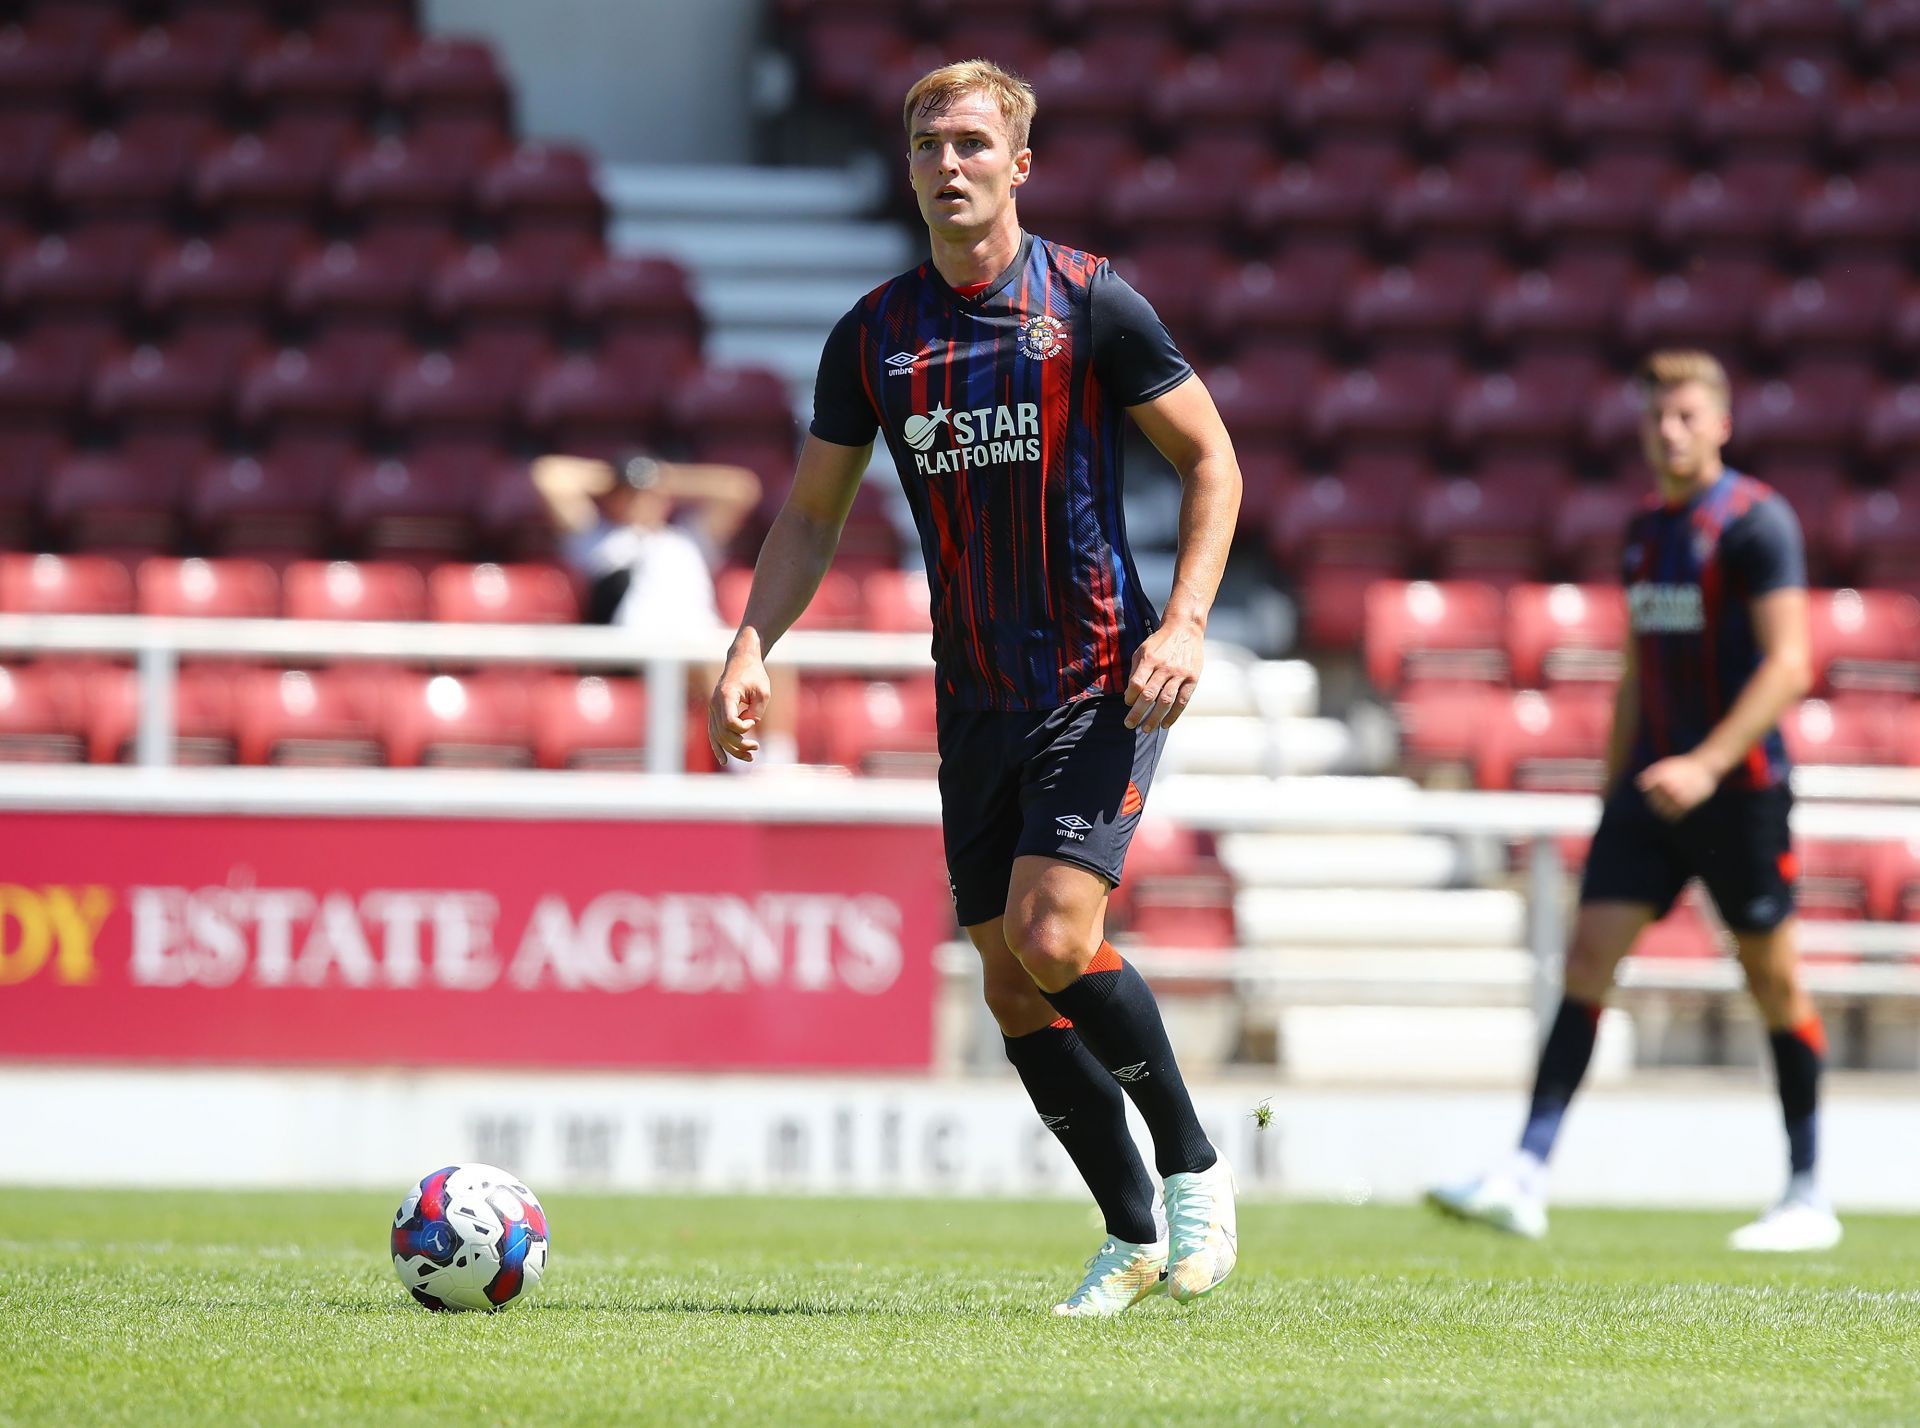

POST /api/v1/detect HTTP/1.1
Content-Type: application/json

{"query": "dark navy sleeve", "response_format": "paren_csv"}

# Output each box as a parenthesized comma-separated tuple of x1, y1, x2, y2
(1088, 263, 1193, 407)
(809, 306, 880, 447)
(1723, 493, 1808, 596)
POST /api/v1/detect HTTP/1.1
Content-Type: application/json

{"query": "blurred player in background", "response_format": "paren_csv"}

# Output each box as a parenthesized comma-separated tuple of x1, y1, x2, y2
(1430, 351, 1837, 1252)
(707, 59, 1244, 1314)
(534, 451, 797, 765)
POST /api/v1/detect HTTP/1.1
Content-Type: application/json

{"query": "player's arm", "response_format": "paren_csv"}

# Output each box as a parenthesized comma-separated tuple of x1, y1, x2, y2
(1638, 499, 1812, 820)
(1601, 634, 1640, 794)
(707, 435, 871, 761)
(1124, 377, 1243, 732)
(529, 454, 612, 535)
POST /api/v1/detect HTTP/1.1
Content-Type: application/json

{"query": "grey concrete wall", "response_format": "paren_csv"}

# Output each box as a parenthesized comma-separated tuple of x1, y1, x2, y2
(421, 0, 763, 163)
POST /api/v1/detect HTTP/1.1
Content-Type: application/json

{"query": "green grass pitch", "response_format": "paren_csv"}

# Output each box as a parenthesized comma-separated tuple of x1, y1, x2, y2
(5, 1190, 1917, 1426)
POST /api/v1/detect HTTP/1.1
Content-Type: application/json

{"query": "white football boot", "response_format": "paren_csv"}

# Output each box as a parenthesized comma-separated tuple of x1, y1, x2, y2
(1051, 1236, 1168, 1317)
(1163, 1154, 1237, 1302)
(1426, 1159, 1549, 1241)
(1729, 1179, 1843, 1253)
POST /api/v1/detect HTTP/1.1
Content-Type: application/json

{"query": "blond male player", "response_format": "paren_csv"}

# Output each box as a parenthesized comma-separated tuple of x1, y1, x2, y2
(708, 60, 1244, 1313)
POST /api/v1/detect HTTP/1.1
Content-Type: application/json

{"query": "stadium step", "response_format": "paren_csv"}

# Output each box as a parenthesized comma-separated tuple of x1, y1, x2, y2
(1235, 887, 1527, 948)
(1216, 832, 1487, 890)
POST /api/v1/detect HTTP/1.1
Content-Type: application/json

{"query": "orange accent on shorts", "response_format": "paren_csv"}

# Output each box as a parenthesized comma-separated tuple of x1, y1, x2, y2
(1086, 940, 1123, 975)
(1048, 1016, 1073, 1031)
(1121, 781, 1144, 818)
(1793, 1013, 1828, 1060)
(1778, 850, 1799, 883)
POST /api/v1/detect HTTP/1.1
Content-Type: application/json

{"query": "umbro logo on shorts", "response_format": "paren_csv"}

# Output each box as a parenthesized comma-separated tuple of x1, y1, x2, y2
(1040, 1113, 1069, 1132)
(1056, 814, 1092, 842)
(1113, 1062, 1149, 1082)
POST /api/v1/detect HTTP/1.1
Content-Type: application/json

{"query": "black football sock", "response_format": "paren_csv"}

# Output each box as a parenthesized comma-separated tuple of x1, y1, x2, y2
(1768, 1014, 1825, 1181)
(1518, 997, 1602, 1162)
(1003, 1018, 1160, 1244)
(1039, 943, 1217, 1179)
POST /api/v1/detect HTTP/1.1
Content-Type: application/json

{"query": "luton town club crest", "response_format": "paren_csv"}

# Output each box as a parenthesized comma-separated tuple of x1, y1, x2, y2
(1017, 314, 1065, 360)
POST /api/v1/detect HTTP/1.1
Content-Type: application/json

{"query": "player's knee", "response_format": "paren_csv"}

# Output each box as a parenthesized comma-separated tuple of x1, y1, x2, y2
(980, 974, 1054, 1036)
(1562, 935, 1620, 1002)
(1002, 908, 1091, 991)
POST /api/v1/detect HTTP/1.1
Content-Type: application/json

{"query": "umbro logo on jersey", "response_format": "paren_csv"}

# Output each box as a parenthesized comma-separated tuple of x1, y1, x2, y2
(1056, 813, 1092, 843)
(885, 351, 920, 377)
(1112, 1062, 1149, 1082)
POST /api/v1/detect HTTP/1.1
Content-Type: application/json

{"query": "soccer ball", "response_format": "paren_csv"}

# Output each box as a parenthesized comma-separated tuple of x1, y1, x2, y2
(390, 1163, 549, 1312)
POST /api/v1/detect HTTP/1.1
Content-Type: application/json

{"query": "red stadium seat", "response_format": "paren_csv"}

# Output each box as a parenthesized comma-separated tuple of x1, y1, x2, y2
(1037, 31, 1185, 129)
(1506, 582, 1628, 689)
(835, 481, 904, 574)
(533, 673, 648, 771)
(240, 28, 380, 127)
(1867, 831, 1920, 921)
(1656, 162, 1807, 256)
(1363, 579, 1508, 692)
(1150, 42, 1300, 142)
(283, 560, 428, 622)
(1206, 255, 1356, 354)
(382, 671, 533, 769)
(1308, 356, 1459, 454)
(1521, 154, 1678, 251)
(43, 452, 184, 558)
(717, 566, 861, 630)
(1831, 487, 1920, 595)
(0, 553, 133, 615)
(1793, 839, 1877, 922)
(334, 452, 479, 565)
(1594, 0, 1719, 72)
(0, 426, 61, 548)
(1729, 0, 1854, 73)
(333, 136, 478, 259)
(1694, 74, 1830, 162)
(0, 664, 89, 764)
(5, 230, 148, 347)
(381, 36, 513, 153)
(283, 236, 437, 342)
(426, 243, 568, 364)
(795, 13, 916, 108)
(1731, 371, 1869, 469)
(1110, 245, 1230, 345)
(670, 365, 796, 448)
(1479, 256, 1634, 353)
(1473, 686, 1613, 792)
(51, 125, 200, 231)
(1806, 588, 1920, 700)
(1865, 382, 1920, 478)
(0, 112, 73, 211)
(136, 556, 278, 619)
(1343, 255, 1499, 345)
(376, 347, 524, 453)
(429, 562, 578, 624)
(1382, 153, 1539, 248)
(193, 127, 347, 256)
(1393, 681, 1497, 783)
(1005, 130, 1135, 244)
(1833, 82, 1920, 183)
(1619, 268, 1754, 353)
(140, 237, 285, 364)
(0, 22, 101, 113)
(862, 567, 934, 634)
(1273, 471, 1421, 648)
(476, 458, 557, 563)
(523, 350, 674, 461)
(1421, 56, 1568, 152)
(1197, 348, 1319, 461)
(1243, 154, 1399, 248)
(1416, 464, 1567, 585)
(1552, 483, 1645, 582)
(1782, 697, 1903, 767)
(97, 21, 251, 117)
(1448, 354, 1603, 459)
(1106, 140, 1271, 240)
(91, 340, 250, 482)
(84, 663, 237, 765)
(817, 677, 938, 776)
(234, 346, 378, 455)
(188, 453, 336, 562)
(1791, 173, 1916, 263)
(235, 666, 385, 766)
(1755, 265, 1903, 357)
(568, 253, 703, 373)
(475, 144, 605, 263)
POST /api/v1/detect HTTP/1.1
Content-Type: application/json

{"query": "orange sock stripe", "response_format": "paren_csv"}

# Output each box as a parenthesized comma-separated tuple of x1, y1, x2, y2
(1048, 1015, 1073, 1031)
(1792, 1012, 1828, 1060)
(1086, 940, 1123, 975)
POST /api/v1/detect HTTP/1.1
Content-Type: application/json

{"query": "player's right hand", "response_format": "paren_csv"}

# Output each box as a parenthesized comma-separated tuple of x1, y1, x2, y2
(707, 648, 772, 764)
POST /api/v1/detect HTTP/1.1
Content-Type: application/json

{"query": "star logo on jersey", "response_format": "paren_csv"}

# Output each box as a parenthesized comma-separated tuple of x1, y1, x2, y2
(902, 403, 952, 451)
(885, 350, 920, 377)
(1018, 314, 1065, 360)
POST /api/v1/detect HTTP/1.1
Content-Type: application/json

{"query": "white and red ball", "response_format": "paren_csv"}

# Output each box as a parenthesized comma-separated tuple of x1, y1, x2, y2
(391, 1163, 549, 1312)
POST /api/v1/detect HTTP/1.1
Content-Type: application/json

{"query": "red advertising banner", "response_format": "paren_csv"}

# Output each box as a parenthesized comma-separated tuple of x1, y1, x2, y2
(0, 812, 951, 1069)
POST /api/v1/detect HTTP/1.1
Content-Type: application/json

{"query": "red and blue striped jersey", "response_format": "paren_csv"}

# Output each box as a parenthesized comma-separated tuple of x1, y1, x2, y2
(811, 232, 1193, 711)
(1621, 471, 1807, 790)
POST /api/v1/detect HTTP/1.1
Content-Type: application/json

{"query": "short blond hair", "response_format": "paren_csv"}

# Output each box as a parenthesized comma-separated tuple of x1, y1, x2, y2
(1639, 350, 1731, 409)
(901, 59, 1036, 152)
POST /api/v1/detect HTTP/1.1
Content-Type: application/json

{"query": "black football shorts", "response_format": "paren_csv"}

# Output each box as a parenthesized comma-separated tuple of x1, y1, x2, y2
(1580, 779, 1796, 932)
(937, 695, 1168, 927)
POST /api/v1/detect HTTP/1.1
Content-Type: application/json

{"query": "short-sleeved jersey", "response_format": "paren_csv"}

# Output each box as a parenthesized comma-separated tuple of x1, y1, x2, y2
(1621, 471, 1807, 790)
(811, 231, 1193, 711)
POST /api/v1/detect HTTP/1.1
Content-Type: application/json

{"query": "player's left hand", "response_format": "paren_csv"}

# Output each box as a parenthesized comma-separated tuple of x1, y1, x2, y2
(1124, 619, 1203, 733)
(1636, 753, 1718, 822)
